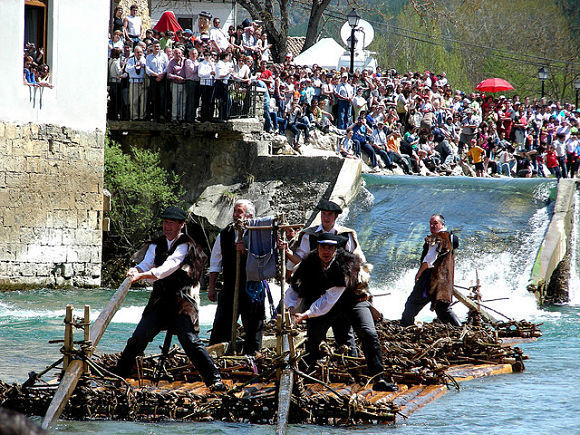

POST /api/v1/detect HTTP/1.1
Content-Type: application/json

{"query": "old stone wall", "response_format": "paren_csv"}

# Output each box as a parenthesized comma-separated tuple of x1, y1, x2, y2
(0, 122, 105, 288)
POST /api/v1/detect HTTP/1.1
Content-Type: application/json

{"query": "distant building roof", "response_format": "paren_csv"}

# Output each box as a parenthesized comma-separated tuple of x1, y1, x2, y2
(287, 36, 305, 58)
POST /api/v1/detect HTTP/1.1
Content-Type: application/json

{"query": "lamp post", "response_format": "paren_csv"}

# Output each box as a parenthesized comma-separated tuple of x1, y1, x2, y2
(347, 8, 360, 75)
(538, 67, 548, 99)
(574, 78, 580, 110)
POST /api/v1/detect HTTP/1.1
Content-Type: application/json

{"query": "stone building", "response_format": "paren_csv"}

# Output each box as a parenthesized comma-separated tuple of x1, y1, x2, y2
(0, 0, 109, 288)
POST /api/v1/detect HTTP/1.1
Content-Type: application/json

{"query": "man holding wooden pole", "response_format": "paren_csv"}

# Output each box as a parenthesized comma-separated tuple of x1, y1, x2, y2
(115, 206, 225, 391)
(208, 199, 264, 355)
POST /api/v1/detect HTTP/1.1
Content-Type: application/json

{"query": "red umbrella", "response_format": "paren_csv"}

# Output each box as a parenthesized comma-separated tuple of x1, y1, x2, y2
(153, 11, 182, 33)
(475, 78, 514, 93)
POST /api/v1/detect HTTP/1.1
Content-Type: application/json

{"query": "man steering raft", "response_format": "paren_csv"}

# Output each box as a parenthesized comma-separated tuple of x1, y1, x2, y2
(285, 233, 397, 392)
(115, 206, 226, 391)
(400, 214, 461, 327)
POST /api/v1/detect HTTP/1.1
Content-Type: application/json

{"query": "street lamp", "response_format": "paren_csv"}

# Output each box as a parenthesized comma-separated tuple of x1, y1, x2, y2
(347, 8, 360, 75)
(538, 67, 548, 98)
(574, 78, 580, 111)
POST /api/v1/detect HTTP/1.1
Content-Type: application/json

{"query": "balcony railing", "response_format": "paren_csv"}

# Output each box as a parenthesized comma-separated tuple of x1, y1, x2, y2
(107, 78, 260, 122)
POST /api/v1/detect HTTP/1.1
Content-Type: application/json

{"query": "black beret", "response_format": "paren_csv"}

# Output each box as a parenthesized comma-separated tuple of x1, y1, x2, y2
(317, 232, 348, 247)
(160, 206, 187, 221)
(317, 199, 342, 214)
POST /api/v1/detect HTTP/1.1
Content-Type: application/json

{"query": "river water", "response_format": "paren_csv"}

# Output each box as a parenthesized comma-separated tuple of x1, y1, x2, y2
(1, 175, 579, 433)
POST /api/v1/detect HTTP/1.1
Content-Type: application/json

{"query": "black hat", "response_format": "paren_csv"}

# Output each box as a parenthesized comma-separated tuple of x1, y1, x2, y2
(317, 199, 342, 214)
(199, 11, 212, 19)
(317, 233, 348, 247)
(160, 206, 187, 221)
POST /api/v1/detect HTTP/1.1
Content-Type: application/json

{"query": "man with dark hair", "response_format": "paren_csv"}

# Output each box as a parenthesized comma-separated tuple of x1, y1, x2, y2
(287, 233, 396, 392)
(115, 206, 225, 391)
(284, 199, 365, 356)
(400, 214, 461, 327)
(145, 41, 169, 120)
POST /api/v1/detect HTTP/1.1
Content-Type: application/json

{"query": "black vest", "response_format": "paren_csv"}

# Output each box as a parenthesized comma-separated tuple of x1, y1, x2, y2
(291, 248, 362, 311)
(219, 224, 247, 293)
(143, 233, 195, 318)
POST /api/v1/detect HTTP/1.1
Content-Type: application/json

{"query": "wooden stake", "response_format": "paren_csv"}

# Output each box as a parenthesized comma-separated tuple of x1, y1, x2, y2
(230, 225, 244, 354)
(42, 277, 132, 430)
(83, 305, 90, 375)
(63, 305, 73, 370)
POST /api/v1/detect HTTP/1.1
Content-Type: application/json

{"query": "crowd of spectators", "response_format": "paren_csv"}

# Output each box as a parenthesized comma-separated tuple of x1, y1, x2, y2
(102, 5, 580, 179)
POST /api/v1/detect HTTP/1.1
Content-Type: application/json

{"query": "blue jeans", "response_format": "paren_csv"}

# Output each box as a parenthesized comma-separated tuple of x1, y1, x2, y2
(337, 99, 351, 130)
(353, 134, 378, 167)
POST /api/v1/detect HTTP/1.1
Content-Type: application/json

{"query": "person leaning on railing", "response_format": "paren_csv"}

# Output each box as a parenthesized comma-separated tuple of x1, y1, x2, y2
(108, 48, 127, 120)
(214, 51, 235, 122)
(125, 46, 147, 120)
(184, 48, 200, 122)
(166, 47, 187, 121)
(198, 51, 216, 122)
(145, 41, 169, 121)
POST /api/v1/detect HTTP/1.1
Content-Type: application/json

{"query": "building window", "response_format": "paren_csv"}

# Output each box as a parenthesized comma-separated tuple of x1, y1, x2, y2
(24, 0, 48, 57)
(177, 17, 193, 31)
(24, 0, 51, 86)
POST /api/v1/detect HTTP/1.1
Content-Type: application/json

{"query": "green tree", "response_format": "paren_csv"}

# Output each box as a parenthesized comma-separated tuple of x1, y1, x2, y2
(103, 137, 185, 256)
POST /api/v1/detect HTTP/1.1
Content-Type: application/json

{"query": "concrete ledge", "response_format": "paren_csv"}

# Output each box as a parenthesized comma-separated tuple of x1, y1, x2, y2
(529, 179, 577, 304)
(308, 158, 363, 227)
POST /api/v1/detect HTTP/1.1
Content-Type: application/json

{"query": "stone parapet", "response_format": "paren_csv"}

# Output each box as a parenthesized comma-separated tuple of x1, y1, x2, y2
(0, 122, 104, 288)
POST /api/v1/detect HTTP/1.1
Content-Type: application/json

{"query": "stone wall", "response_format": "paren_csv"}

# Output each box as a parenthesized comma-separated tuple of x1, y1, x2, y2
(0, 122, 105, 288)
(113, 0, 151, 33)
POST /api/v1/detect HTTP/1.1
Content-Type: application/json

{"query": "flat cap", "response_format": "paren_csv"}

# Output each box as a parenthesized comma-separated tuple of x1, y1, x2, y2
(160, 206, 187, 221)
(317, 232, 348, 247)
(317, 199, 342, 214)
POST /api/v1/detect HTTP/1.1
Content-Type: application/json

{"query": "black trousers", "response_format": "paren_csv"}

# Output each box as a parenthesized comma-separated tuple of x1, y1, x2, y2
(215, 80, 230, 121)
(185, 80, 200, 122)
(401, 270, 461, 327)
(208, 288, 264, 355)
(116, 308, 221, 385)
(148, 78, 166, 120)
(305, 301, 384, 376)
(200, 84, 214, 122)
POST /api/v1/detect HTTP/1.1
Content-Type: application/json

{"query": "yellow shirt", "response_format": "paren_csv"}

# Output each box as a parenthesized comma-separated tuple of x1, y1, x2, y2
(467, 146, 485, 163)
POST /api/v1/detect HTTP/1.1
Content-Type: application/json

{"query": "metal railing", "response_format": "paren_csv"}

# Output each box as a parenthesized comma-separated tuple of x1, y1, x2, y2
(107, 78, 259, 122)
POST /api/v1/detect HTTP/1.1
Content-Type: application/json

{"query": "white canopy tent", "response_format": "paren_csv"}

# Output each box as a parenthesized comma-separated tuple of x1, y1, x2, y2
(293, 38, 346, 69)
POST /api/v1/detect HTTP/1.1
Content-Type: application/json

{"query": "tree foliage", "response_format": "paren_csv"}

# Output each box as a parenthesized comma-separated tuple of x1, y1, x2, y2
(367, 0, 578, 102)
(104, 137, 185, 255)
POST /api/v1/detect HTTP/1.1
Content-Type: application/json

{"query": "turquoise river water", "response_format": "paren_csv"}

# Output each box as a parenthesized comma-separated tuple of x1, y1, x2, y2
(1, 175, 579, 434)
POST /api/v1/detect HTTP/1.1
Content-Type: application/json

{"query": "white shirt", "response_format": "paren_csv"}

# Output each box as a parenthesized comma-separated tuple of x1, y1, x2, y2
(198, 59, 215, 85)
(125, 14, 142, 37)
(210, 27, 230, 51)
(208, 231, 245, 273)
(284, 284, 345, 318)
(146, 51, 169, 76)
(215, 60, 233, 81)
(125, 55, 147, 81)
(422, 226, 448, 268)
(136, 236, 188, 280)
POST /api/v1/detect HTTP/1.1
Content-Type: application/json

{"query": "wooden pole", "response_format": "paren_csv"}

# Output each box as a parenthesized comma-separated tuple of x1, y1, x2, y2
(453, 287, 498, 323)
(276, 214, 295, 435)
(63, 305, 73, 370)
(83, 305, 90, 375)
(229, 226, 244, 353)
(42, 277, 132, 430)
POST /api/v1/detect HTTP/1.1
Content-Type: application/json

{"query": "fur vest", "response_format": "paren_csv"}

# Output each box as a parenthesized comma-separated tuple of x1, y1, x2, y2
(291, 248, 368, 311)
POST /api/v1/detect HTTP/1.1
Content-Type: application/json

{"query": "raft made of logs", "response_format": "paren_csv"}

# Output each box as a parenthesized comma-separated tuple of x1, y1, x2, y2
(0, 320, 539, 427)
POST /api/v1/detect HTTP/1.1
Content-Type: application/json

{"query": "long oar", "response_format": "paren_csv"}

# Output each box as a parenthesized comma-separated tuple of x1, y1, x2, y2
(276, 215, 294, 435)
(41, 277, 132, 430)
